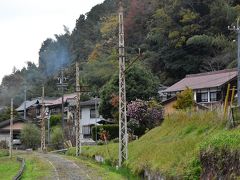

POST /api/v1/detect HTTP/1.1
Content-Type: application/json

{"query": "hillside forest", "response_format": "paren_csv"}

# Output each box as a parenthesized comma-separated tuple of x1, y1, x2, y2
(0, 0, 240, 119)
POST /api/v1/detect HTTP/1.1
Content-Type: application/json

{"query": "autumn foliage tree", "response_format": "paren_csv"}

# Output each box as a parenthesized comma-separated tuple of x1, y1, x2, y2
(99, 65, 159, 119)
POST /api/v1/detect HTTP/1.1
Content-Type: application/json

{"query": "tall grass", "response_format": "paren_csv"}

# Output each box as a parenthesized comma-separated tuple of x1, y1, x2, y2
(67, 110, 236, 178)
(0, 149, 9, 157)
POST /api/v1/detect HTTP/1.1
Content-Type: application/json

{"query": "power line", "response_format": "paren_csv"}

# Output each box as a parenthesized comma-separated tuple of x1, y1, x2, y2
(125, 50, 143, 73)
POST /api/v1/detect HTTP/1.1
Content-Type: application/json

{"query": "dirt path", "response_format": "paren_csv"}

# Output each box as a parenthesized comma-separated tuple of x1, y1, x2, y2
(40, 153, 97, 180)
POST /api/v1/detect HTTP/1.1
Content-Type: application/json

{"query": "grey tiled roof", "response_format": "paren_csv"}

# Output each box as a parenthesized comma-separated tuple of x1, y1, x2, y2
(16, 99, 40, 111)
(0, 118, 24, 129)
(164, 68, 237, 93)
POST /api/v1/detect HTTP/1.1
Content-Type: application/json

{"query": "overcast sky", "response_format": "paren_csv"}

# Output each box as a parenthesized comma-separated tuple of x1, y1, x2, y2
(0, 0, 104, 83)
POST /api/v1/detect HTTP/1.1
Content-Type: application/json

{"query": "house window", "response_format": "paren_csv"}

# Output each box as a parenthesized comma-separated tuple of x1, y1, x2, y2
(196, 92, 208, 102)
(210, 91, 221, 102)
(210, 92, 217, 101)
(90, 108, 98, 118)
(83, 126, 90, 135)
(201, 93, 208, 102)
(36, 108, 40, 116)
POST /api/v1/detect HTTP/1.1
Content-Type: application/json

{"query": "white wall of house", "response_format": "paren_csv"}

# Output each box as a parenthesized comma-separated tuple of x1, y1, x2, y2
(81, 107, 100, 125)
(81, 107, 100, 136)
(67, 106, 101, 137)
(194, 91, 197, 101)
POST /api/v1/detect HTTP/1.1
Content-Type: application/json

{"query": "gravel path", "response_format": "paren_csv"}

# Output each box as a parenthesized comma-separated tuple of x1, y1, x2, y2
(40, 153, 95, 180)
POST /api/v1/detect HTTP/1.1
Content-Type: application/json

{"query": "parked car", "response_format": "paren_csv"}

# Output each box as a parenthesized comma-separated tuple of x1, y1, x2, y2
(13, 139, 21, 145)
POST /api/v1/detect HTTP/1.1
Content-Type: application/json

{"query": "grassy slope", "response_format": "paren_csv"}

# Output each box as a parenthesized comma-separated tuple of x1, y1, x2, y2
(0, 157, 20, 180)
(68, 111, 240, 178)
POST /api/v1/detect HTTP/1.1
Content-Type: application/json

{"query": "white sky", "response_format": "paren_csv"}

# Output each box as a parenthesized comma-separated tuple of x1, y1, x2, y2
(0, 0, 104, 83)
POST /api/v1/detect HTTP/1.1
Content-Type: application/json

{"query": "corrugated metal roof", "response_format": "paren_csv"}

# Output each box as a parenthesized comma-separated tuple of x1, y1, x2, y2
(39, 93, 77, 106)
(164, 68, 237, 93)
(16, 99, 40, 111)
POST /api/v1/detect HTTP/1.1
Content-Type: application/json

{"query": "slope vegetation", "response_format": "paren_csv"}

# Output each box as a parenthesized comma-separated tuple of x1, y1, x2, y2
(67, 111, 240, 179)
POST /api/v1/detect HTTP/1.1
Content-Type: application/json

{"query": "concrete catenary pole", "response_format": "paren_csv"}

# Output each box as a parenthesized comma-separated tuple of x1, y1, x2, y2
(9, 98, 13, 158)
(61, 69, 65, 131)
(40, 86, 46, 152)
(95, 97, 98, 141)
(23, 87, 27, 120)
(57, 68, 68, 133)
(118, 0, 128, 167)
(47, 107, 51, 144)
(75, 62, 81, 156)
(228, 18, 240, 105)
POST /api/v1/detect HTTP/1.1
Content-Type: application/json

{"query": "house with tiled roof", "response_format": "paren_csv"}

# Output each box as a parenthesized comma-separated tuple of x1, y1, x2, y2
(0, 118, 25, 146)
(163, 68, 237, 108)
(16, 94, 108, 138)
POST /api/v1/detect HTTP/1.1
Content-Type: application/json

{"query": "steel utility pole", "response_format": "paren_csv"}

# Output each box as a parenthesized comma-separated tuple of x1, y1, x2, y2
(228, 18, 240, 105)
(75, 62, 81, 156)
(9, 98, 13, 158)
(118, 0, 128, 167)
(40, 86, 46, 152)
(57, 68, 68, 131)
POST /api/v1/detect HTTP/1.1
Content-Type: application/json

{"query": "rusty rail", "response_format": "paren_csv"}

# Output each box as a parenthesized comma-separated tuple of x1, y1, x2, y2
(13, 157, 25, 180)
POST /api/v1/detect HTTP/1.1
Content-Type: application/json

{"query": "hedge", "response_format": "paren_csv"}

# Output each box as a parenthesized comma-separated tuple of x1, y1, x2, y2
(91, 124, 119, 141)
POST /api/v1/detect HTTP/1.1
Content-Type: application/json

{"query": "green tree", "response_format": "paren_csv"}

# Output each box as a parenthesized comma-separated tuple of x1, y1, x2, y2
(99, 65, 159, 119)
(51, 126, 64, 149)
(0, 107, 18, 122)
(20, 123, 40, 149)
(49, 114, 61, 127)
(174, 88, 194, 110)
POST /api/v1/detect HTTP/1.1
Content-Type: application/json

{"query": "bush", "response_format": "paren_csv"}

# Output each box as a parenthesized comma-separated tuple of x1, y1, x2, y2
(112, 138, 119, 143)
(51, 126, 64, 149)
(50, 114, 61, 127)
(20, 123, 40, 150)
(174, 87, 194, 110)
(199, 131, 240, 179)
(127, 119, 146, 137)
(0, 140, 8, 149)
(92, 125, 119, 141)
(127, 99, 163, 131)
(97, 140, 105, 145)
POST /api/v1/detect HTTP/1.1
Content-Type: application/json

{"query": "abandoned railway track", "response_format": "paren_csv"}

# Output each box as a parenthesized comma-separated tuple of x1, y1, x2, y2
(40, 153, 97, 180)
